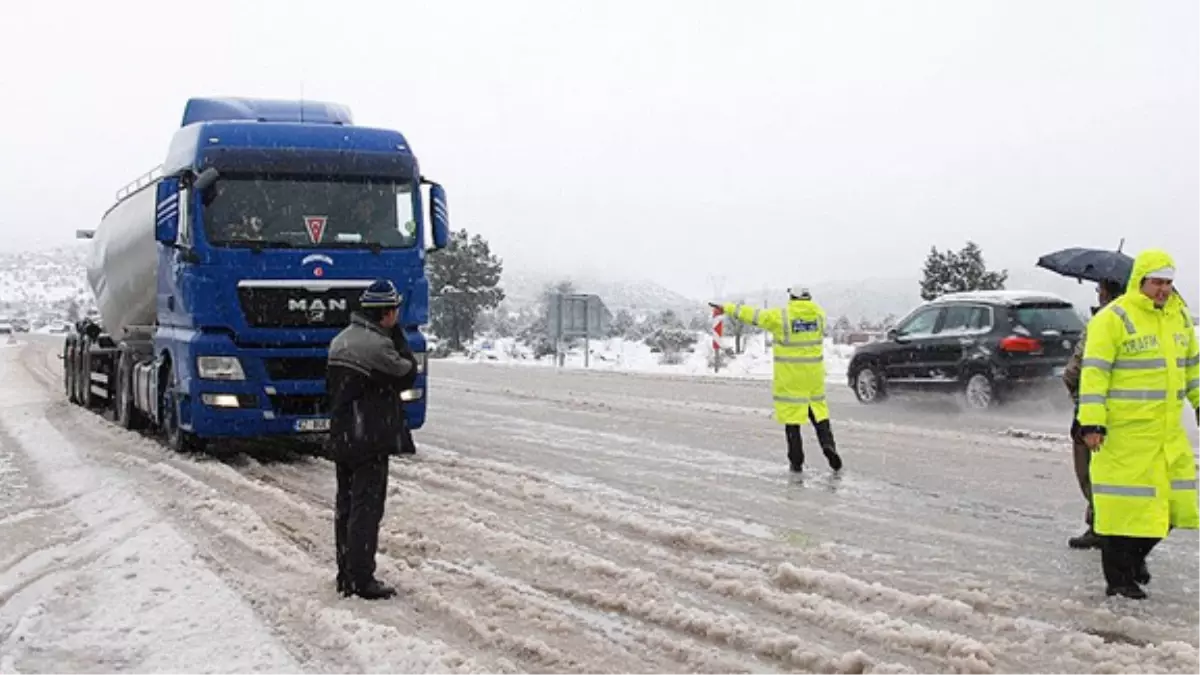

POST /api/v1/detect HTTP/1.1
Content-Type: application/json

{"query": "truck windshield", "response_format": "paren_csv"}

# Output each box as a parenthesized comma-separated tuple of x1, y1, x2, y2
(203, 174, 418, 249)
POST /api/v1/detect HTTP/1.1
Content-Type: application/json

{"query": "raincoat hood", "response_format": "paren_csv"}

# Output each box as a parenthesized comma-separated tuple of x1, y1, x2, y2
(1125, 248, 1182, 311)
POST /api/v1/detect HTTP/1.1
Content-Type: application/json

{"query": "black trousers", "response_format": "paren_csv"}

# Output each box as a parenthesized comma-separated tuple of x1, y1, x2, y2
(1069, 419, 1094, 527)
(335, 457, 389, 586)
(785, 408, 837, 467)
(1101, 535, 1159, 588)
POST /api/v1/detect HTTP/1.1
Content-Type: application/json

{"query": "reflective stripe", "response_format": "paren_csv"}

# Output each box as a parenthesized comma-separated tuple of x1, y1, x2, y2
(1187, 378, 1199, 391)
(791, 339, 823, 347)
(1108, 389, 1168, 401)
(1093, 483, 1156, 497)
(1179, 389, 1189, 400)
(811, 395, 826, 403)
(1112, 358, 1167, 370)
(775, 356, 822, 364)
(1180, 356, 1200, 368)
(1110, 305, 1137, 334)
(733, 304, 745, 317)
(1079, 358, 1168, 371)
(773, 395, 810, 404)
(780, 308, 790, 344)
(1171, 479, 1198, 491)
(751, 308, 761, 325)
(1079, 389, 1176, 404)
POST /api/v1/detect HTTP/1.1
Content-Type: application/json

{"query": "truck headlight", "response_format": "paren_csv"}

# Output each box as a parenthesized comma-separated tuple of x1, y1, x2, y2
(400, 388, 424, 402)
(197, 356, 246, 381)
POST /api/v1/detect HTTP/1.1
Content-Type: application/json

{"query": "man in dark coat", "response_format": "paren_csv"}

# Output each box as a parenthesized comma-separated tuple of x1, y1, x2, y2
(1061, 278, 1123, 550)
(326, 279, 416, 599)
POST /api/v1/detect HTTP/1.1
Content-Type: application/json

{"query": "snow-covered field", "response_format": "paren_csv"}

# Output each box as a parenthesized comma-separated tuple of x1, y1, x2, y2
(447, 333, 857, 382)
(1, 334, 1197, 673)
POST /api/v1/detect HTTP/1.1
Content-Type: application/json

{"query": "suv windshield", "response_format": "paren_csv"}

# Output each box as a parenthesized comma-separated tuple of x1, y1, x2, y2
(203, 174, 418, 249)
(1011, 303, 1085, 334)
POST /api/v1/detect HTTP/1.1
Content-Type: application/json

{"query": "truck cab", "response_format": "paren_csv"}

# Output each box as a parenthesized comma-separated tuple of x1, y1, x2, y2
(70, 97, 449, 452)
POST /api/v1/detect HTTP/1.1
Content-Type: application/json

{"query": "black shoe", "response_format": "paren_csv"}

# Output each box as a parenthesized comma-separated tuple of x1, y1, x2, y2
(336, 575, 348, 595)
(1106, 585, 1147, 600)
(1068, 529, 1102, 550)
(1134, 563, 1151, 585)
(347, 578, 396, 600)
(789, 463, 804, 473)
(825, 450, 843, 472)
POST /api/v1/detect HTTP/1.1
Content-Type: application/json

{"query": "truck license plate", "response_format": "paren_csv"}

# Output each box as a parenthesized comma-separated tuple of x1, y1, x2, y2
(295, 418, 330, 432)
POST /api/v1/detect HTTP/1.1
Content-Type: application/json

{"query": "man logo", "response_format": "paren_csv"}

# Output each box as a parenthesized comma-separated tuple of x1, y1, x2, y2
(288, 298, 347, 325)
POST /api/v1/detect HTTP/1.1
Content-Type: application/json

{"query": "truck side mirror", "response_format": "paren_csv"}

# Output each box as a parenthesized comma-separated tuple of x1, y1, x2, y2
(155, 177, 181, 243)
(428, 182, 449, 250)
(194, 167, 220, 192)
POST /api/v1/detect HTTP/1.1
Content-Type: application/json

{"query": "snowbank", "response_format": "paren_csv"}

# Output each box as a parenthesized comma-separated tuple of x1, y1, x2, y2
(445, 333, 856, 383)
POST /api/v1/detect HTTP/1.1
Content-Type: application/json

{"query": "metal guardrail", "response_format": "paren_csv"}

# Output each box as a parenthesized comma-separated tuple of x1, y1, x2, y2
(115, 165, 164, 201)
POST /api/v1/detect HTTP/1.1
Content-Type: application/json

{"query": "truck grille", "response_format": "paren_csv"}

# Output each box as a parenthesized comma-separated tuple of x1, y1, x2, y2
(238, 285, 366, 328)
(264, 357, 327, 381)
(269, 394, 328, 416)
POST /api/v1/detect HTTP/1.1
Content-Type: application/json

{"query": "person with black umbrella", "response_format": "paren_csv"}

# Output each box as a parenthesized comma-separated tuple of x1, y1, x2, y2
(1036, 246, 1133, 550)
(1062, 277, 1125, 549)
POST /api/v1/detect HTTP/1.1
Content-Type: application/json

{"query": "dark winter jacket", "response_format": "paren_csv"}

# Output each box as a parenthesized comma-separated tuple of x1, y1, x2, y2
(326, 313, 417, 466)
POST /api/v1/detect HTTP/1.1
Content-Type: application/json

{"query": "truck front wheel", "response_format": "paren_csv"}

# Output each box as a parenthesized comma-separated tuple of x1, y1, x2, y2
(160, 368, 205, 453)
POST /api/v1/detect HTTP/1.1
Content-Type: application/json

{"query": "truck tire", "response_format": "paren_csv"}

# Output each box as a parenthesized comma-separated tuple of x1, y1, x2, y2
(82, 348, 103, 409)
(62, 341, 74, 402)
(115, 352, 145, 430)
(160, 366, 205, 453)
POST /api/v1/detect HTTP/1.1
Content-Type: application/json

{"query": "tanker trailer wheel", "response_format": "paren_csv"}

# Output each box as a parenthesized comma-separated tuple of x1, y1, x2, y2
(65, 340, 82, 405)
(62, 340, 73, 402)
(82, 349, 104, 409)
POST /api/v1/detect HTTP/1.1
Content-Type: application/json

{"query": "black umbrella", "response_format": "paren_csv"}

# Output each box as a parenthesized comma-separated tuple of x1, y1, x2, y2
(1036, 246, 1133, 286)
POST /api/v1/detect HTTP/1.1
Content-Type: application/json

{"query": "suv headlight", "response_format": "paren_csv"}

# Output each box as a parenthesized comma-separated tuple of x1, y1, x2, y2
(197, 356, 246, 381)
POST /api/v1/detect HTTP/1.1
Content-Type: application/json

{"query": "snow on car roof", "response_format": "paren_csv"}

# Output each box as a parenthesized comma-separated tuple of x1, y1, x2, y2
(928, 289, 1072, 306)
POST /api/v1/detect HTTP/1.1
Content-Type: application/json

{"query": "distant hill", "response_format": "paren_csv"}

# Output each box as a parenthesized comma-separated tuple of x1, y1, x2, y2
(0, 244, 92, 324)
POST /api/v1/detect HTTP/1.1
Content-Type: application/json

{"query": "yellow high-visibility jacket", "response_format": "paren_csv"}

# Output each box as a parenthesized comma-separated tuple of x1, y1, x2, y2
(723, 299, 829, 425)
(1077, 248, 1200, 538)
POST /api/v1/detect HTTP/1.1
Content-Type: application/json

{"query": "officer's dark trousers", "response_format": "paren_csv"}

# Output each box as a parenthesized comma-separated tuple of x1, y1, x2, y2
(335, 457, 389, 585)
(1069, 420, 1094, 526)
(785, 408, 836, 468)
(1101, 535, 1159, 589)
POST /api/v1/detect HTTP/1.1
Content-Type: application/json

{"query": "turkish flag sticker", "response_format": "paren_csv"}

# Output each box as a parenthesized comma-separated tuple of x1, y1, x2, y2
(304, 216, 327, 244)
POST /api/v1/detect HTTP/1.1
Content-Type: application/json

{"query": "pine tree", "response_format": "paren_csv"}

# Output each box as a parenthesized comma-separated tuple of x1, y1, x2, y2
(428, 229, 505, 350)
(919, 241, 1007, 301)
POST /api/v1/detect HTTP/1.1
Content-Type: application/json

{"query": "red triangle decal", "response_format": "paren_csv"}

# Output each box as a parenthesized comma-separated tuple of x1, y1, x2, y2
(304, 216, 327, 244)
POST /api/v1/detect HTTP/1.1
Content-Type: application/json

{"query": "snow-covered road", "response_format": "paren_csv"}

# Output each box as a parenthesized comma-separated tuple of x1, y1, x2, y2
(1, 336, 1197, 673)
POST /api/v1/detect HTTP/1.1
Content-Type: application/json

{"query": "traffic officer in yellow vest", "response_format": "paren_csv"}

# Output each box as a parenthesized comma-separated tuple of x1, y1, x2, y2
(713, 286, 843, 473)
(1077, 248, 1200, 599)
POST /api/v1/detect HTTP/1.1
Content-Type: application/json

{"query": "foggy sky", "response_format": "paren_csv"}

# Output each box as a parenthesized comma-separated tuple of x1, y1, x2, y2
(0, 0, 1196, 300)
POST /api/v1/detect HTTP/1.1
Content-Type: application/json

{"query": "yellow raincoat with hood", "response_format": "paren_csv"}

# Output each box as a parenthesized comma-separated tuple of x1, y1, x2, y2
(1077, 248, 1200, 538)
(723, 298, 828, 424)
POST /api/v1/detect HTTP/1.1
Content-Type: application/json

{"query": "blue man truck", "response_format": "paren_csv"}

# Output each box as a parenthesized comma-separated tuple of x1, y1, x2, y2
(64, 96, 448, 452)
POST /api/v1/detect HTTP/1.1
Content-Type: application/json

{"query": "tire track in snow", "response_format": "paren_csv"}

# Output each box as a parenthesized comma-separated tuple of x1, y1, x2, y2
(417, 369, 1200, 667)
(393, 446, 1198, 674)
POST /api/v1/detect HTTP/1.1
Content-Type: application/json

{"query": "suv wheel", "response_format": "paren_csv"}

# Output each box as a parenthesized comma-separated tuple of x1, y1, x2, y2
(853, 364, 886, 404)
(961, 372, 995, 410)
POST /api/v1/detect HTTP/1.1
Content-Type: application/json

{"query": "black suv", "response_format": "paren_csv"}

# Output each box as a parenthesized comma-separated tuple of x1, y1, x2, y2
(847, 291, 1084, 409)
